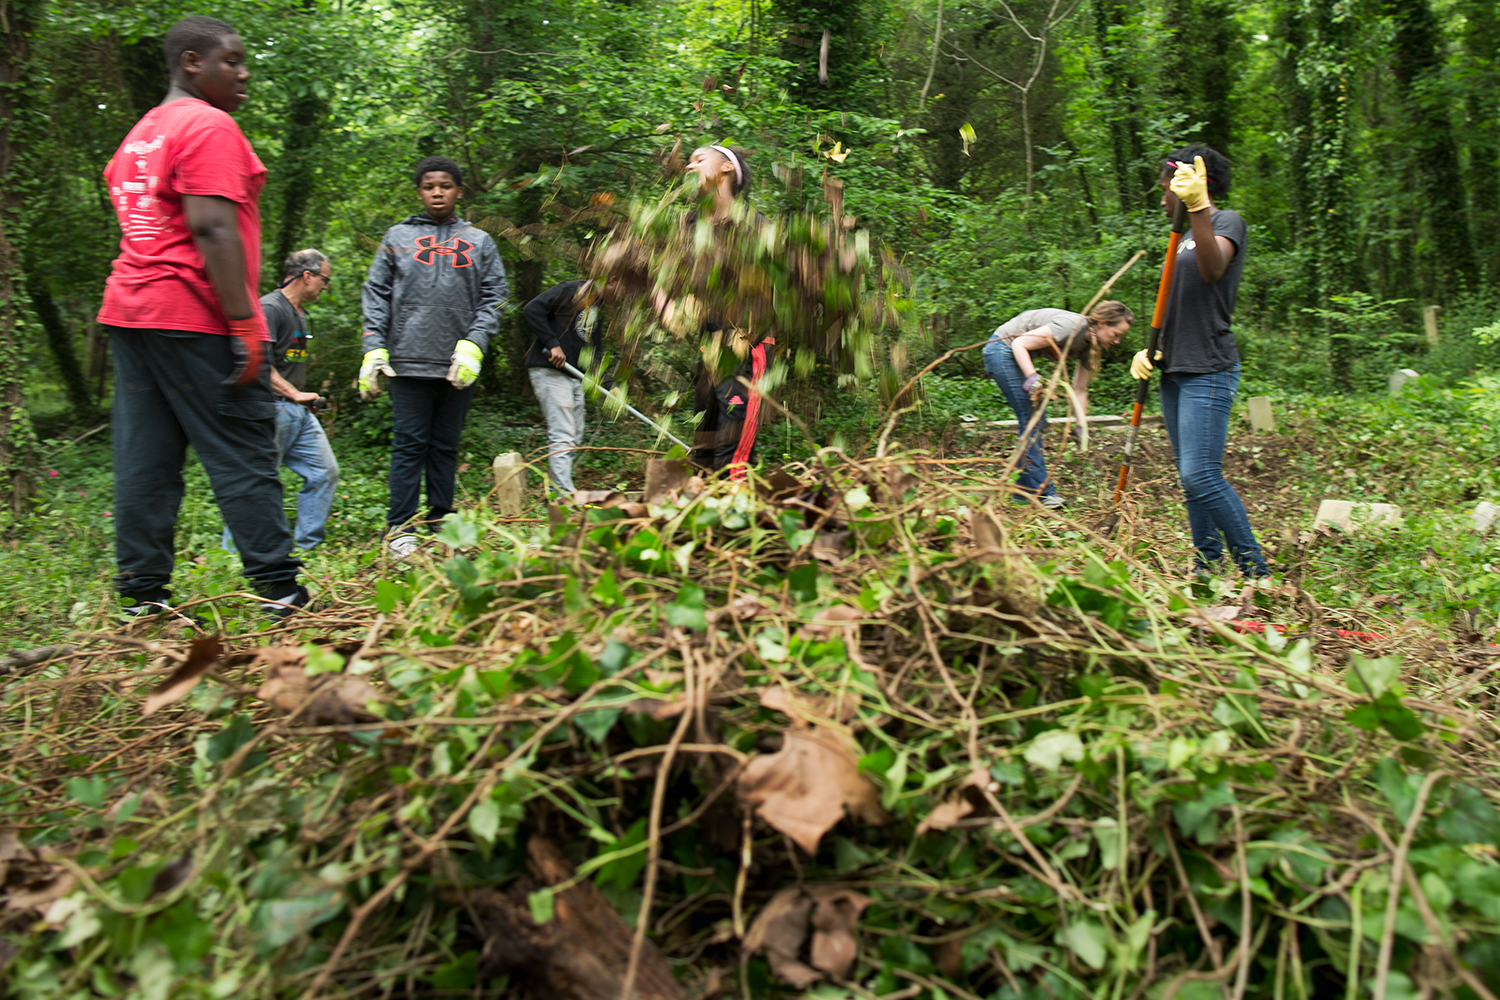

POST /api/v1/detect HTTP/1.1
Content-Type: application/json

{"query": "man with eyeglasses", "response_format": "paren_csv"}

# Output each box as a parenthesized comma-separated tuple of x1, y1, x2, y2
(222, 248, 340, 551)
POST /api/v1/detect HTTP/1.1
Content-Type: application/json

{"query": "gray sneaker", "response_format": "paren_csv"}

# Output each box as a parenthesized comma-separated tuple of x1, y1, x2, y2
(1040, 494, 1067, 509)
(388, 534, 419, 559)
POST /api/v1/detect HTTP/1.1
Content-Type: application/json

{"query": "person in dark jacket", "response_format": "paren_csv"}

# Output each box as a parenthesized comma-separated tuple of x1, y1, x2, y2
(358, 156, 508, 556)
(522, 279, 610, 496)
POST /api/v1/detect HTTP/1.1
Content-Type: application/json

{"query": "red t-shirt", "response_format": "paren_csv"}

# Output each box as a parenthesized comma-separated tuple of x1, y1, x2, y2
(97, 98, 268, 339)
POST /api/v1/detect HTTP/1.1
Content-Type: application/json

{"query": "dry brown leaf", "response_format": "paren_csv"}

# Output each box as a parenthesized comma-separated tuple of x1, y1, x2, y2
(256, 658, 382, 727)
(1184, 606, 1241, 627)
(738, 723, 886, 854)
(708, 593, 768, 623)
(624, 697, 686, 720)
(4, 873, 74, 913)
(807, 886, 871, 978)
(800, 604, 863, 641)
(915, 797, 974, 835)
(810, 529, 851, 564)
(142, 635, 223, 717)
(759, 685, 860, 724)
(742, 888, 821, 989)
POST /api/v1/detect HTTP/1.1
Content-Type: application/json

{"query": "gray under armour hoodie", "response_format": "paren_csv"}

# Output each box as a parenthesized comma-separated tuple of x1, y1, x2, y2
(360, 213, 509, 379)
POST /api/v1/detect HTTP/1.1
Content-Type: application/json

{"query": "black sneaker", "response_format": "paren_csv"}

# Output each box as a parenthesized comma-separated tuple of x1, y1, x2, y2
(260, 584, 312, 621)
(117, 599, 203, 631)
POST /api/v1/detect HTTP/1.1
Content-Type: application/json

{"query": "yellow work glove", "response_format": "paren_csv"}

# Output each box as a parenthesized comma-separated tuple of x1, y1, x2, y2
(358, 347, 396, 400)
(1169, 155, 1211, 213)
(446, 339, 483, 389)
(1130, 349, 1162, 380)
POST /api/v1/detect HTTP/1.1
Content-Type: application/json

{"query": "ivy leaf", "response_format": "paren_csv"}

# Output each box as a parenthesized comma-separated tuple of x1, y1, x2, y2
(1023, 730, 1084, 771)
(469, 796, 500, 845)
(1057, 918, 1108, 969)
(1347, 653, 1403, 697)
(437, 513, 479, 548)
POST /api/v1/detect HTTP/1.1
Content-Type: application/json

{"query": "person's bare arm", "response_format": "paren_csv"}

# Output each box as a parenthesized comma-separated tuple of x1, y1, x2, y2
(183, 194, 253, 318)
(270, 368, 319, 404)
(1188, 210, 1236, 284)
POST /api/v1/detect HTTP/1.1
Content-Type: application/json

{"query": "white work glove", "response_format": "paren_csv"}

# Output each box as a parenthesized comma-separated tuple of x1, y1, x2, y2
(447, 339, 483, 389)
(358, 347, 396, 400)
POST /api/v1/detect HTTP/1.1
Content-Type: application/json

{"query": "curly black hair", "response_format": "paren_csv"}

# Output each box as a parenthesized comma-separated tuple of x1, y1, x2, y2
(1163, 144, 1231, 200)
(412, 156, 463, 188)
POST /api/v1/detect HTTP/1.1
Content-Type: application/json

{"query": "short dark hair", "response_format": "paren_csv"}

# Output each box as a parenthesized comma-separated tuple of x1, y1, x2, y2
(281, 248, 328, 283)
(163, 16, 235, 74)
(413, 156, 463, 188)
(1163, 144, 1230, 199)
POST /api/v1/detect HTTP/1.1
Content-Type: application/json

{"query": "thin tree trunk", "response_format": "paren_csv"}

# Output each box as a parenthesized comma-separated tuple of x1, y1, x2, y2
(918, 0, 943, 112)
(0, 0, 39, 511)
(1389, 0, 1478, 297)
(27, 285, 96, 419)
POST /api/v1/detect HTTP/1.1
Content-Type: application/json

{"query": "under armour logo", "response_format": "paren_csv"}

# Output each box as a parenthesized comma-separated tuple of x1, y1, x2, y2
(414, 235, 474, 267)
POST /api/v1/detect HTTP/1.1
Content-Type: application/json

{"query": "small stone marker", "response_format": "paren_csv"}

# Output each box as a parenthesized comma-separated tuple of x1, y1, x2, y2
(492, 452, 524, 516)
(1389, 369, 1421, 397)
(1475, 501, 1500, 534)
(1314, 499, 1402, 532)
(1423, 304, 1441, 346)
(1247, 396, 1274, 432)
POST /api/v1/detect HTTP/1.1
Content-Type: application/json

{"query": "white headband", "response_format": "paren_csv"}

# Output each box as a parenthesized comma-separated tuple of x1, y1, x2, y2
(710, 145, 743, 188)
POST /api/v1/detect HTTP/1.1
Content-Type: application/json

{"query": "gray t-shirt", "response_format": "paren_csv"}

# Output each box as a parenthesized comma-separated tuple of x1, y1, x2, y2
(989, 308, 1089, 350)
(1159, 209, 1247, 374)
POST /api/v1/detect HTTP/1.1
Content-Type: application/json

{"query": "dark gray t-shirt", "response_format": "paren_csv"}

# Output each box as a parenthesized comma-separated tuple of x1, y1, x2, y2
(261, 289, 309, 391)
(1159, 209, 1246, 374)
(989, 308, 1089, 350)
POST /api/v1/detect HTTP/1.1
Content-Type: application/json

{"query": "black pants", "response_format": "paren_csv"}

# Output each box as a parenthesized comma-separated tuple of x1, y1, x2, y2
(690, 337, 773, 478)
(110, 327, 301, 602)
(388, 376, 474, 531)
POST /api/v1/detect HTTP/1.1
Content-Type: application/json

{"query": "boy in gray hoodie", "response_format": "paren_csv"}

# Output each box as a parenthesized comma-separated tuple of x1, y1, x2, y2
(359, 156, 508, 555)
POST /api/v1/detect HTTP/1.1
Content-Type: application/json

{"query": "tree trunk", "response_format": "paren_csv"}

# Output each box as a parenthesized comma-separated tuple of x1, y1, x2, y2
(0, 0, 40, 511)
(1160, 0, 1244, 155)
(1093, 0, 1146, 214)
(1462, 0, 1500, 282)
(27, 285, 97, 419)
(273, 90, 329, 271)
(1389, 0, 1478, 298)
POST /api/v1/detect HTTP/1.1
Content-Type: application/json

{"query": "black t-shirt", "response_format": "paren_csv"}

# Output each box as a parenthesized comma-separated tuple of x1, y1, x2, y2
(261, 289, 309, 390)
(1159, 209, 1247, 374)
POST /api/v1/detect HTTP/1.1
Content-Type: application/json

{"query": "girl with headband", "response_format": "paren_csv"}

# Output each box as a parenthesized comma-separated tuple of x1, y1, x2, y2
(677, 143, 774, 479)
(1131, 144, 1268, 578)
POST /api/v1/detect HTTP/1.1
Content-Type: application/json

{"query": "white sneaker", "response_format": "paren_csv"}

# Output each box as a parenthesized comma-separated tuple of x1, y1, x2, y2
(388, 534, 419, 559)
(1040, 494, 1067, 509)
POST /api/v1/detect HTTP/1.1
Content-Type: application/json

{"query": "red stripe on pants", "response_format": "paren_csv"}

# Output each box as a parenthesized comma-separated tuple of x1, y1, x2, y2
(729, 337, 773, 480)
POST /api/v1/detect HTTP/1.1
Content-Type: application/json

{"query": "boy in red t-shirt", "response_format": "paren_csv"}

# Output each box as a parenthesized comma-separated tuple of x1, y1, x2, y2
(99, 15, 307, 622)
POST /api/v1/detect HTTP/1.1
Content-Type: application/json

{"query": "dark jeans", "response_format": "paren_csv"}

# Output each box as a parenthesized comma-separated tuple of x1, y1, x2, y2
(1159, 364, 1268, 576)
(109, 326, 301, 601)
(982, 340, 1058, 498)
(388, 376, 474, 531)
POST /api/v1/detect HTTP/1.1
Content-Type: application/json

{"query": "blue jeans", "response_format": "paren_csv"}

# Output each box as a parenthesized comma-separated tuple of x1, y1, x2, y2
(982, 340, 1058, 498)
(1158, 365, 1267, 576)
(222, 400, 339, 551)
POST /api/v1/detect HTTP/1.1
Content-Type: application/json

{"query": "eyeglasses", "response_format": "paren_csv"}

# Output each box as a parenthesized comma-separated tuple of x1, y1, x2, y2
(306, 271, 332, 286)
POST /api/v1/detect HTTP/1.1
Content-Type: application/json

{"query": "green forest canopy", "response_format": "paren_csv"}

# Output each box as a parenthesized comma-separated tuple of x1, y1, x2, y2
(1, 0, 1497, 475)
